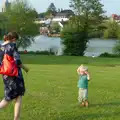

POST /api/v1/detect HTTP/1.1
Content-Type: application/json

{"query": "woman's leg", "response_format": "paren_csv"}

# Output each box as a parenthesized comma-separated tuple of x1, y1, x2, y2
(14, 96, 22, 120)
(0, 99, 9, 109)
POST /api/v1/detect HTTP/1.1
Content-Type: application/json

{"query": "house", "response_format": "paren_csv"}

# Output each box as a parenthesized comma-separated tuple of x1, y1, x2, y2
(111, 14, 120, 21)
(52, 10, 74, 22)
(35, 9, 74, 24)
(37, 9, 74, 35)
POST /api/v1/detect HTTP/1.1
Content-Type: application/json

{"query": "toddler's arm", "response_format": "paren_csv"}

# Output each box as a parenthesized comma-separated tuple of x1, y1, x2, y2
(87, 72, 90, 80)
(84, 71, 90, 80)
(77, 67, 81, 75)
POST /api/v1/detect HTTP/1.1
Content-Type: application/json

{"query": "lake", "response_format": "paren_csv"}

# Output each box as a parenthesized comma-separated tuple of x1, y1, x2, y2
(21, 35, 117, 56)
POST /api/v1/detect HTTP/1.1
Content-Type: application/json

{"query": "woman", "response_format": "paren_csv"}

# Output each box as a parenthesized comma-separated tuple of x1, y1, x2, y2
(0, 32, 28, 120)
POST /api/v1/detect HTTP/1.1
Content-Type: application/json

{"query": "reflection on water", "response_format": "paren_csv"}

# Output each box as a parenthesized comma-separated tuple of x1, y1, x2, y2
(85, 39, 117, 56)
(20, 35, 117, 56)
(24, 35, 63, 55)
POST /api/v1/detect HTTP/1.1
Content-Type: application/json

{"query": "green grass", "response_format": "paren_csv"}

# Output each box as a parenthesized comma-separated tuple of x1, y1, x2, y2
(21, 54, 120, 66)
(0, 55, 120, 120)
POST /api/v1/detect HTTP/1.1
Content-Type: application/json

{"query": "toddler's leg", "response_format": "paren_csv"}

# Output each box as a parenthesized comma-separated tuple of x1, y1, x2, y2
(78, 88, 85, 106)
(78, 88, 82, 103)
(0, 99, 9, 109)
(14, 96, 22, 120)
(85, 100, 89, 107)
(83, 89, 89, 107)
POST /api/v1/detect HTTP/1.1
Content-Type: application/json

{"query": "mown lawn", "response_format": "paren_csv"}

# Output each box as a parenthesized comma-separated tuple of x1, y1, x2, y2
(0, 55, 120, 120)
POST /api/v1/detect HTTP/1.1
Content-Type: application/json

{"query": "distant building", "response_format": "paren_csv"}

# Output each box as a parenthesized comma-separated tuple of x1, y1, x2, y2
(52, 10, 74, 22)
(35, 9, 74, 24)
(2, 0, 11, 12)
(111, 14, 120, 21)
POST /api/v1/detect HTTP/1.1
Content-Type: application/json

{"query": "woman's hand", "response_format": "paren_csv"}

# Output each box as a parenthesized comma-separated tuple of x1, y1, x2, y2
(19, 64, 29, 73)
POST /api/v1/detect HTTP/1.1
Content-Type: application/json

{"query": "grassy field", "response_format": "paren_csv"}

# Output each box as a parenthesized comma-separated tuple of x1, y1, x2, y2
(0, 55, 120, 120)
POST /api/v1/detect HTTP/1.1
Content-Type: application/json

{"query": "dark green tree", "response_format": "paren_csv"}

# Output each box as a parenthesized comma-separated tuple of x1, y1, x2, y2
(4, 0, 39, 48)
(0, 13, 6, 37)
(47, 3, 57, 13)
(61, 0, 104, 56)
(45, 3, 57, 18)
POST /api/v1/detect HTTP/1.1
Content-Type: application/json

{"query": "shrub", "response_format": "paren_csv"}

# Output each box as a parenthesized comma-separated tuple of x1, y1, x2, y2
(19, 50, 55, 55)
(99, 52, 119, 57)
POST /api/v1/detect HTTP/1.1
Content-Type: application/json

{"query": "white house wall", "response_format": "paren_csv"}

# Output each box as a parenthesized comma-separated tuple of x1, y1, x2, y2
(52, 18, 69, 22)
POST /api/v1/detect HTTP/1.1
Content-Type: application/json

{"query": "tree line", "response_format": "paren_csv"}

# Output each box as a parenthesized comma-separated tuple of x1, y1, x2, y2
(0, 0, 120, 55)
(61, 0, 120, 56)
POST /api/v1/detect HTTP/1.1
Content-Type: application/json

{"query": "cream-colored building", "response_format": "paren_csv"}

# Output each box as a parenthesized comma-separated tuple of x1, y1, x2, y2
(2, 0, 11, 12)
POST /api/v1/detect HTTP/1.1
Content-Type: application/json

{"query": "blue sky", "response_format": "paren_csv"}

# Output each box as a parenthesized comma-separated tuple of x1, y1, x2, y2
(0, 0, 120, 16)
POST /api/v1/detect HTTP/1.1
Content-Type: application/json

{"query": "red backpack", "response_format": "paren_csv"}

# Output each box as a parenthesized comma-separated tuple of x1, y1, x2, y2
(0, 54, 18, 77)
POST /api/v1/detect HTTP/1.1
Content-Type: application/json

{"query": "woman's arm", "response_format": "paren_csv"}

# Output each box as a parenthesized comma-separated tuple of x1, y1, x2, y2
(13, 45, 29, 73)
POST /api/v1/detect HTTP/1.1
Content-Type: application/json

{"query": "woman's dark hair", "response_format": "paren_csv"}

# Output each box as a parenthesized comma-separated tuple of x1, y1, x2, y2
(7, 32, 13, 41)
(12, 32, 19, 40)
(8, 32, 19, 40)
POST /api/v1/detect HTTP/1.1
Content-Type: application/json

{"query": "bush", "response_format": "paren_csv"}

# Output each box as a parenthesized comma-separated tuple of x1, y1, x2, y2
(103, 21, 120, 39)
(19, 50, 55, 55)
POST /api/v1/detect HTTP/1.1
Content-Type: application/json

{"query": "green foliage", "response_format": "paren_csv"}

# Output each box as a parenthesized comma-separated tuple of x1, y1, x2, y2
(0, 13, 8, 36)
(104, 20, 120, 39)
(45, 3, 57, 18)
(99, 52, 120, 57)
(113, 40, 120, 55)
(38, 12, 46, 18)
(70, 0, 104, 17)
(61, 20, 88, 56)
(70, 0, 104, 33)
(47, 3, 57, 14)
(3, 0, 39, 48)
(50, 22, 61, 34)
(105, 21, 120, 55)
(61, 0, 104, 56)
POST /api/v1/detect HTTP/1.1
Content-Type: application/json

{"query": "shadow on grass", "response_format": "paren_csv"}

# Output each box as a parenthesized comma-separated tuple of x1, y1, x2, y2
(73, 112, 119, 120)
(90, 101, 120, 107)
(54, 102, 120, 120)
(55, 111, 120, 120)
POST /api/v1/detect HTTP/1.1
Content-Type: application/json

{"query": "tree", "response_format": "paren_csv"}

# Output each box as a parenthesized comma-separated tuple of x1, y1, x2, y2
(50, 22, 61, 34)
(4, 0, 39, 48)
(61, 16, 88, 56)
(0, 13, 7, 37)
(38, 12, 46, 18)
(61, 0, 104, 56)
(47, 3, 57, 14)
(45, 3, 57, 18)
(104, 20, 120, 39)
